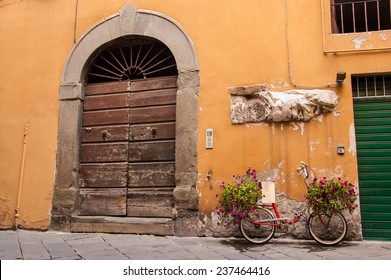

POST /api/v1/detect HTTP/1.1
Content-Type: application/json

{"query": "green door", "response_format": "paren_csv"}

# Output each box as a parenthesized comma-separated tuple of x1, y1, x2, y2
(354, 99, 391, 240)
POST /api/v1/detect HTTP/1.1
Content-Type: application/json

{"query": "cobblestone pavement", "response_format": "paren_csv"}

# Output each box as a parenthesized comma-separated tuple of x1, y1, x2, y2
(1, 230, 391, 260)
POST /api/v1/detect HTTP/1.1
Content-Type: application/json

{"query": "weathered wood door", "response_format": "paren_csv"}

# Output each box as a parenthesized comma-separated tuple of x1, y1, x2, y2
(78, 76, 177, 218)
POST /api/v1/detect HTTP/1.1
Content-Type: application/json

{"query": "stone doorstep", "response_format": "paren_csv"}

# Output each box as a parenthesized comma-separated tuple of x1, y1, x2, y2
(70, 216, 174, 236)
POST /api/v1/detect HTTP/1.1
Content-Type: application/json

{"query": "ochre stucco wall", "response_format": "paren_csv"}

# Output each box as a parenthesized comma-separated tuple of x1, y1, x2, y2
(0, 0, 75, 229)
(1, 0, 390, 231)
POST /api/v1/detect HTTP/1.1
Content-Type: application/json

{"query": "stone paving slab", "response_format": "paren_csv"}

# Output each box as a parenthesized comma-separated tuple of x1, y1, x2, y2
(0, 249, 23, 260)
(181, 245, 226, 260)
(1, 230, 391, 260)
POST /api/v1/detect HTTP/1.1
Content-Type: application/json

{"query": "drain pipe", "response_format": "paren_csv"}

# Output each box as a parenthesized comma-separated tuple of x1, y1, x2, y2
(14, 122, 29, 230)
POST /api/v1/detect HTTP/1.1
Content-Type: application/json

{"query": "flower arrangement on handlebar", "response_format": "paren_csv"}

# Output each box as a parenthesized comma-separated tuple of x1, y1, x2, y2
(215, 167, 263, 226)
(305, 176, 358, 215)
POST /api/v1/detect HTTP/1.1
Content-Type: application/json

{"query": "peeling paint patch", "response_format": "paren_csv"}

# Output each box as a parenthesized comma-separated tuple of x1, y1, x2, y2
(309, 141, 320, 152)
(256, 161, 284, 183)
(380, 33, 388, 41)
(314, 114, 324, 122)
(245, 123, 269, 128)
(260, 159, 271, 170)
(352, 36, 368, 49)
(348, 123, 357, 155)
(328, 137, 333, 148)
(270, 80, 290, 89)
(273, 161, 286, 185)
(271, 123, 276, 134)
(290, 122, 305, 135)
(334, 165, 344, 178)
(317, 166, 345, 179)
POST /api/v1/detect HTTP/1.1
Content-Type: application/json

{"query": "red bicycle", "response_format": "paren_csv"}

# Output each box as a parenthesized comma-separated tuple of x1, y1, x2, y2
(239, 162, 348, 246)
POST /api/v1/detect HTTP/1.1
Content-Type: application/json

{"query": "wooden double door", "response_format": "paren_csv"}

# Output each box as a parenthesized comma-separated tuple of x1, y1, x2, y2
(78, 76, 177, 218)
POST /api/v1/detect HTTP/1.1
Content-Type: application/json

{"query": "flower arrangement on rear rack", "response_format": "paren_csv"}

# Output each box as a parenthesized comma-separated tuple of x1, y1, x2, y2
(305, 177, 358, 215)
(215, 167, 262, 226)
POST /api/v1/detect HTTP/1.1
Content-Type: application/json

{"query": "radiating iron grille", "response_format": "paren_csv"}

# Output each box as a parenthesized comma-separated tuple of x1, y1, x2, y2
(352, 74, 391, 98)
(87, 39, 177, 84)
(331, 0, 391, 34)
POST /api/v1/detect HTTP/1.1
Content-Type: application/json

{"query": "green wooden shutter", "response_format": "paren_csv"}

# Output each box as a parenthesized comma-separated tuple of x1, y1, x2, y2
(354, 99, 391, 240)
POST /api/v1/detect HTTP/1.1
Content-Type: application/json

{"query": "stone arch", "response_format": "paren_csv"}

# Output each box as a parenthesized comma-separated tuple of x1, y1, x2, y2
(51, 4, 200, 236)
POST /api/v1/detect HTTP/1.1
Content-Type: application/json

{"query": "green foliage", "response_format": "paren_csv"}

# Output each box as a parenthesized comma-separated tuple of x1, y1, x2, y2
(305, 177, 358, 215)
(215, 167, 263, 226)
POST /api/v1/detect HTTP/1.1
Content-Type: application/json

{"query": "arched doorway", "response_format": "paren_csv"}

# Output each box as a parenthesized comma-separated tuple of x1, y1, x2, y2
(50, 4, 200, 236)
(78, 37, 178, 219)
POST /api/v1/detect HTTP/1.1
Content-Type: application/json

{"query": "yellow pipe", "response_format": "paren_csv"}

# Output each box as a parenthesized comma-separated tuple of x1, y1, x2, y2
(15, 122, 29, 229)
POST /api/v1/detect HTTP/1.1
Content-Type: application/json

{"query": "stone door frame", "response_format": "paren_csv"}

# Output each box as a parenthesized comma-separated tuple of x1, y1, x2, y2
(50, 4, 200, 236)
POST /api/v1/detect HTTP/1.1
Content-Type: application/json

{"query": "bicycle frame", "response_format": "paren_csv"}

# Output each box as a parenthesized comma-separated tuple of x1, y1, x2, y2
(249, 202, 303, 227)
(247, 162, 312, 227)
(240, 161, 348, 245)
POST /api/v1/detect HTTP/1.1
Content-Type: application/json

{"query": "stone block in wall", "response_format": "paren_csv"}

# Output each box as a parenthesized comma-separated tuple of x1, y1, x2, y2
(173, 186, 198, 210)
(230, 87, 339, 123)
(50, 215, 71, 231)
(174, 210, 200, 236)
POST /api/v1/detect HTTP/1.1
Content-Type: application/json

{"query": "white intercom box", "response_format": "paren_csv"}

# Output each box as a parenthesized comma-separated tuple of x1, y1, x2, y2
(206, 128, 213, 149)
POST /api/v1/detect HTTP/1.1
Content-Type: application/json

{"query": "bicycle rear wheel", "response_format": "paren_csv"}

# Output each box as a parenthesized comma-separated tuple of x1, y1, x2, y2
(240, 207, 275, 244)
(307, 212, 347, 246)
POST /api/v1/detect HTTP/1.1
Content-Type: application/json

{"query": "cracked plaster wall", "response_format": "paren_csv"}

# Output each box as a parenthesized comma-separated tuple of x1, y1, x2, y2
(200, 84, 365, 240)
(201, 191, 361, 241)
(0, 197, 14, 229)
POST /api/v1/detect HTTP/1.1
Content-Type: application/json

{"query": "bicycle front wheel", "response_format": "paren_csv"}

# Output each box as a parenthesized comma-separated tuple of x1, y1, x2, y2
(240, 208, 275, 244)
(307, 212, 347, 246)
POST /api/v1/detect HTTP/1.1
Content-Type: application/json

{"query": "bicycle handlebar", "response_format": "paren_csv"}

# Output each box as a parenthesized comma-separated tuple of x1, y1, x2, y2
(297, 161, 309, 179)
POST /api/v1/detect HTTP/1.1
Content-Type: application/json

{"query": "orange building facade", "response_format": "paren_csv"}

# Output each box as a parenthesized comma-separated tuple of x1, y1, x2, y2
(0, 0, 390, 240)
